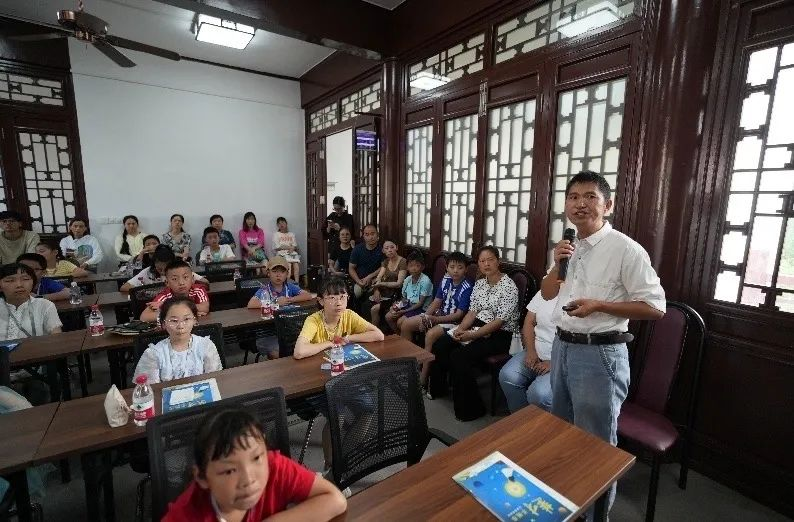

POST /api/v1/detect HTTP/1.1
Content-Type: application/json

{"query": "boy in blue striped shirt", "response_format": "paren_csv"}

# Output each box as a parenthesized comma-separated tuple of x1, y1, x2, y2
(398, 251, 474, 396)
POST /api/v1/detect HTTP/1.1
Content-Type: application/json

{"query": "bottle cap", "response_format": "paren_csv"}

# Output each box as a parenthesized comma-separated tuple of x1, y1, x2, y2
(135, 374, 148, 385)
(91, 304, 99, 310)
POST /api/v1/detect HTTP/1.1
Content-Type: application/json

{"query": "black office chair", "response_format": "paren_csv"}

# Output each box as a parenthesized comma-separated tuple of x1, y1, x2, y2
(325, 358, 457, 490)
(129, 283, 167, 320)
(0, 348, 9, 387)
(147, 388, 291, 522)
(231, 276, 273, 364)
(203, 260, 246, 283)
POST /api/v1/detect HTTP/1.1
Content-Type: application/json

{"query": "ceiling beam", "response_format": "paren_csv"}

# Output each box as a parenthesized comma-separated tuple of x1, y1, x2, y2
(152, 0, 387, 60)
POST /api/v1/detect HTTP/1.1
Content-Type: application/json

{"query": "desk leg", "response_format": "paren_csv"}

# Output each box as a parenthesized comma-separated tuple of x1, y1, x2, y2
(593, 491, 608, 522)
(106, 351, 120, 389)
(81, 451, 116, 522)
(77, 354, 89, 397)
(44, 362, 59, 402)
(9, 470, 32, 522)
(57, 358, 72, 401)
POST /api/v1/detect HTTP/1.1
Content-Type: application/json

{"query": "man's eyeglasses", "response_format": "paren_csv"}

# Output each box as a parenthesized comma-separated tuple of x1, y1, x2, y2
(323, 294, 348, 303)
(164, 317, 196, 327)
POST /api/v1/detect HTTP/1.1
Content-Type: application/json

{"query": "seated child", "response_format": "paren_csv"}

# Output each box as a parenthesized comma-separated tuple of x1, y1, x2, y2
(384, 251, 433, 335)
(36, 242, 89, 277)
(140, 260, 209, 322)
(133, 297, 223, 384)
(273, 217, 301, 282)
(16, 254, 71, 301)
(163, 408, 346, 522)
(197, 227, 235, 266)
(120, 245, 207, 292)
(0, 263, 62, 339)
(397, 251, 473, 392)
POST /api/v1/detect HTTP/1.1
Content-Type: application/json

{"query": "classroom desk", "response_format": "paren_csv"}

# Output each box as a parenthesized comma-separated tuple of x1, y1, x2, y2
(34, 336, 431, 521)
(95, 280, 237, 308)
(337, 405, 635, 522)
(9, 330, 88, 400)
(53, 294, 99, 313)
(0, 402, 59, 522)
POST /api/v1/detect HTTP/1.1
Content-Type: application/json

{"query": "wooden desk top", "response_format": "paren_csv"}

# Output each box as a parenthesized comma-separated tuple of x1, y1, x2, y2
(0, 402, 59, 474)
(53, 294, 99, 312)
(339, 406, 635, 521)
(73, 272, 130, 284)
(35, 336, 432, 462)
(9, 330, 88, 366)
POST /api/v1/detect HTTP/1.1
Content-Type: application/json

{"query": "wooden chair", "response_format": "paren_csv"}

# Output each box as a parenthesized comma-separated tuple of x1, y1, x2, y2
(617, 301, 706, 522)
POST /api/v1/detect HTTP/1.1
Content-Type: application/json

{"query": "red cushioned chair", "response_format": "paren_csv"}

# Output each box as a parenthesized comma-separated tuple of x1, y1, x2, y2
(430, 252, 449, 287)
(617, 301, 706, 522)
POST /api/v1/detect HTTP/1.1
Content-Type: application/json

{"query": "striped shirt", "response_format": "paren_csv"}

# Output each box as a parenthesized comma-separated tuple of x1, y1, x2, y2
(151, 284, 209, 305)
(435, 275, 473, 315)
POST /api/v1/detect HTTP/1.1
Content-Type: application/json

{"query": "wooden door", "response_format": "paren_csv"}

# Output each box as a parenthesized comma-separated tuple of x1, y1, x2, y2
(305, 139, 327, 267)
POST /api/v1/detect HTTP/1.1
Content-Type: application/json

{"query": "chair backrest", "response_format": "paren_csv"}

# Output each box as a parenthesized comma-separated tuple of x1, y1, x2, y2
(133, 322, 227, 370)
(234, 275, 268, 308)
(431, 253, 448, 288)
(274, 307, 316, 358)
(203, 260, 246, 282)
(325, 358, 430, 490)
(465, 262, 480, 282)
(129, 282, 167, 319)
(147, 387, 290, 522)
(633, 301, 706, 415)
(507, 268, 538, 324)
(46, 275, 73, 287)
(0, 349, 9, 387)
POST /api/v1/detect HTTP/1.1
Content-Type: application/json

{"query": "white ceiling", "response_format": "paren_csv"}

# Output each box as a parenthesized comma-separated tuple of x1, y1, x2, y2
(0, 0, 335, 77)
(360, 0, 408, 9)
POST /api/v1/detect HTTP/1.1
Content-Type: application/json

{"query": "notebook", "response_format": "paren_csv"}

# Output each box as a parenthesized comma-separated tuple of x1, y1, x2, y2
(161, 378, 221, 414)
(453, 451, 578, 521)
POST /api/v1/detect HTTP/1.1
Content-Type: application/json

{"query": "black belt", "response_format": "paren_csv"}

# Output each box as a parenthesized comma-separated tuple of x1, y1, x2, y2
(556, 328, 634, 345)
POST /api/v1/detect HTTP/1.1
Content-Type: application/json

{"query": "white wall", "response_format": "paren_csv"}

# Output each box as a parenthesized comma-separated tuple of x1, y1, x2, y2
(69, 42, 306, 271)
(325, 129, 353, 212)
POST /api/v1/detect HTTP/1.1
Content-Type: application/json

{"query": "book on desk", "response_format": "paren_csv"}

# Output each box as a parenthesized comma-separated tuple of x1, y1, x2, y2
(453, 451, 578, 522)
(161, 378, 221, 414)
(322, 343, 380, 370)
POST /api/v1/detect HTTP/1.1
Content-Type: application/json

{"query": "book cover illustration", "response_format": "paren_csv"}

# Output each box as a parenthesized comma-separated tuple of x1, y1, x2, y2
(453, 451, 578, 522)
(161, 378, 221, 414)
(323, 343, 380, 370)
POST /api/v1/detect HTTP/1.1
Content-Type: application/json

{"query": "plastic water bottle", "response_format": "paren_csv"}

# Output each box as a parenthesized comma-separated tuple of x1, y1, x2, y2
(69, 282, 82, 305)
(330, 342, 345, 377)
(233, 267, 241, 281)
(88, 305, 105, 336)
(260, 299, 273, 320)
(205, 250, 212, 265)
(125, 261, 134, 277)
(132, 374, 155, 426)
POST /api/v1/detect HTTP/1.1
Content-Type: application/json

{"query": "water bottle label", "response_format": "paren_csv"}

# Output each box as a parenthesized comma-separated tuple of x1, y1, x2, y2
(90, 323, 105, 336)
(132, 399, 154, 422)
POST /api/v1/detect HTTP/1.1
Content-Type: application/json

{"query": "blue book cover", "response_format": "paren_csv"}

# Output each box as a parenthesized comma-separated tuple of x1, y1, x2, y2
(161, 378, 221, 414)
(453, 451, 578, 522)
(323, 343, 380, 370)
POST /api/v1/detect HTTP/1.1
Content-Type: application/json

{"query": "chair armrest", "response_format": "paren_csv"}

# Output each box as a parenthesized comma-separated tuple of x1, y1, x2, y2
(428, 427, 458, 447)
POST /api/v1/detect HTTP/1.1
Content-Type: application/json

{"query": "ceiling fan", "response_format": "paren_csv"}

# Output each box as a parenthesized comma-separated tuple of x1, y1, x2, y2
(9, 0, 180, 67)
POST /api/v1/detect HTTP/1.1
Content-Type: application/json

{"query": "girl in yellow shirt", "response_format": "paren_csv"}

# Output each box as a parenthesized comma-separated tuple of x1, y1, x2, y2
(36, 242, 89, 278)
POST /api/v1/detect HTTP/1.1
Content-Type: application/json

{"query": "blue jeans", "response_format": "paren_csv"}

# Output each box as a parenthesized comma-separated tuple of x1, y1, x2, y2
(550, 336, 630, 515)
(498, 351, 552, 412)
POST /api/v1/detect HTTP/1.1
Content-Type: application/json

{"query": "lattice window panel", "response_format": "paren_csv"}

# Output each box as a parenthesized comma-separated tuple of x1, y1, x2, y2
(408, 33, 485, 96)
(17, 132, 76, 233)
(0, 72, 64, 106)
(484, 99, 536, 264)
(713, 41, 794, 313)
(443, 114, 479, 255)
(405, 125, 433, 248)
(341, 81, 381, 122)
(495, 0, 635, 65)
(550, 77, 626, 259)
(309, 103, 338, 134)
(354, 148, 378, 229)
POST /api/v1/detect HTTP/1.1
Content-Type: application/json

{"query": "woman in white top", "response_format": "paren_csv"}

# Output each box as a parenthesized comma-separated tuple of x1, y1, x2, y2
(115, 215, 147, 266)
(273, 217, 301, 282)
(133, 297, 222, 384)
(59, 217, 103, 272)
(0, 263, 62, 341)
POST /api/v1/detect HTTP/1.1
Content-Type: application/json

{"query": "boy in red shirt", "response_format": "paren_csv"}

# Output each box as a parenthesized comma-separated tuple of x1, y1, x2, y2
(163, 408, 346, 522)
(141, 259, 210, 322)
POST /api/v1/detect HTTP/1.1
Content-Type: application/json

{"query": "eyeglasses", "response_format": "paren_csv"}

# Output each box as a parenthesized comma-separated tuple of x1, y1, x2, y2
(164, 317, 196, 327)
(323, 294, 348, 303)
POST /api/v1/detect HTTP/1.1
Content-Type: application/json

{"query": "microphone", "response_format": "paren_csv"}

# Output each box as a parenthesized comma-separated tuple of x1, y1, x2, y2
(558, 228, 576, 282)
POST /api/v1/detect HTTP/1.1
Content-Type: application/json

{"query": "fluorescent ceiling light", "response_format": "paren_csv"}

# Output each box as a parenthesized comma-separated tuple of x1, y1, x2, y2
(410, 71, 451, 91)
(556, 2, 621, 38)
(194, 14, 255, 50)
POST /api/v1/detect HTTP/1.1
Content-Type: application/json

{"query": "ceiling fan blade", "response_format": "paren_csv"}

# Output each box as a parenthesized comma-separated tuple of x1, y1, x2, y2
(92, 40, 136, 67)
(9, 32, 69, 42)
(104, 35, 181, 62)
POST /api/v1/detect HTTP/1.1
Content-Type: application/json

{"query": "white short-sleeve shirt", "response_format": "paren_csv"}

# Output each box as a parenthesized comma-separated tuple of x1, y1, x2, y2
(0, 297, 62, 340)
(525, 291, 559, 360)
(553, 222, 666, 334)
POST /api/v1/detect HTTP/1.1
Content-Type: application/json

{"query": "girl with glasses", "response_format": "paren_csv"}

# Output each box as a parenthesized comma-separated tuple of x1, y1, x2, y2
(133, 296, 222, 384)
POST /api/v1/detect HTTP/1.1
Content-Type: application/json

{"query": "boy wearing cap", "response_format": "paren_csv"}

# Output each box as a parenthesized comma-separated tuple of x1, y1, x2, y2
(0, 211, 40, 265)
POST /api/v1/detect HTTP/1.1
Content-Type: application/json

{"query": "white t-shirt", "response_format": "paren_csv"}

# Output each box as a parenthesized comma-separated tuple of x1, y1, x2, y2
(526, 291, 559, 361)
(59, 235, 103, 266)
(197, 244, 235, 265)
(0, 297, 62, 340)
(124, 266, 203, 288)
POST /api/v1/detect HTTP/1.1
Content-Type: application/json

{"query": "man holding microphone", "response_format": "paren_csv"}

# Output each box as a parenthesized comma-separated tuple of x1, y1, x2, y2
(541, 171, 665, 516)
